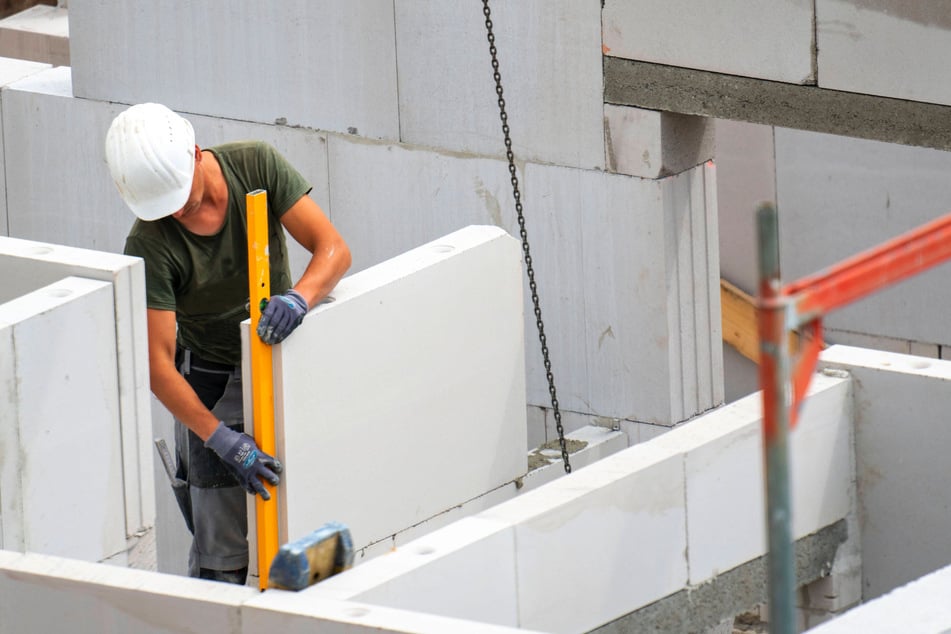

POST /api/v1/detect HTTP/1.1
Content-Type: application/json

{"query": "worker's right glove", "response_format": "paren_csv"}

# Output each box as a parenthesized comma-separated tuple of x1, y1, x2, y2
(257, 289, 308, 345)
(205, 422, 283, 500)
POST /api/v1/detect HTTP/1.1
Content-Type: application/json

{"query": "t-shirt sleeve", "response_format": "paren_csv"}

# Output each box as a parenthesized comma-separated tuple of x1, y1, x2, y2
(257, 143, 313, 218)
(124, 234, 178, 311)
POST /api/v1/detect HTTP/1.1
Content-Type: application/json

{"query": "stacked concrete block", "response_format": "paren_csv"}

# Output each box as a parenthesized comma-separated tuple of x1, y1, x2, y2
(0, 55, 52, 236)
(0, 550, 538, 634)
(0, 549, 258, 634)
(394, 1, 604, 170)
(326, 137, 519, 272)
(0, 235, 153, 542)
(1, 67, 134, 251)
(817, 1, 951, 106)
(310, 372, 852, 633)
(774, 127, 951, 346)
(68, 0, 400, 140)
(519, 161, 722, 425)
(243, 226, 527, 553)
(602, 0, 816, 84)
(0, 67, 334, 279)
(0, 4, 68, 66)
(820, 345, 951, 601)
(0, 276, 126, 562)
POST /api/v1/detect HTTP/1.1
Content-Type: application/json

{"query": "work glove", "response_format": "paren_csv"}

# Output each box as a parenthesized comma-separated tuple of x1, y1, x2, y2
(205, 422, 283, 500)
(257, 289, 308, 345)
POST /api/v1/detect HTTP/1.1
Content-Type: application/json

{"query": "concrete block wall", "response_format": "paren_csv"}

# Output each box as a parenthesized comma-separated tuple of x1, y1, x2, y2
(67, 1, 605, 170)
(309, 372, 852, 633)
(0, 236, 153, 544)
(820, 345, 951, 601)
(0, 55, 52, 236)
(69, 0, 400, 141)
(243, 226, 528, 555)
(603, 0, 816, 84)
(604, 1, 951, 108)
(0, 550, 540, 634)
(0, 3, 68, 66)
(0, 275, 126, 562)
(816, 2, 951, 106)
(3, 62, 725, 438)
(715, 119, 951, 402)
(775, 127, 951, 347)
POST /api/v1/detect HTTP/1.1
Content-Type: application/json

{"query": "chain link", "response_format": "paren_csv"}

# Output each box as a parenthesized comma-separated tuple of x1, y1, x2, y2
(482, 0, 570, 474)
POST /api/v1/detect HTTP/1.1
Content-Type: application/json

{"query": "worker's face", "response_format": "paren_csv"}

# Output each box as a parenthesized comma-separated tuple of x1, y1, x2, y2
(171, 146, 204, 221)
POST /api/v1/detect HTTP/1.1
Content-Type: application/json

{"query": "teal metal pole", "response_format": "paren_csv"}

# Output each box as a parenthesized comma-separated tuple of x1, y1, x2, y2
(756, 202, 795, 634)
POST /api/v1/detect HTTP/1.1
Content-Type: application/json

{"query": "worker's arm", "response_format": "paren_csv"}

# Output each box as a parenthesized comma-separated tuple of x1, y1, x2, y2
(282, 194, 351, 307)
(147, 308, 220, 441)
(257, 195, 351, 344)
(147, 307, 282, 497)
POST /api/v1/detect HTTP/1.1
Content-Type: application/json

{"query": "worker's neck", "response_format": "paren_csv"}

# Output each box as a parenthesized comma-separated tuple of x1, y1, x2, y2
(175, 152, 229, 237)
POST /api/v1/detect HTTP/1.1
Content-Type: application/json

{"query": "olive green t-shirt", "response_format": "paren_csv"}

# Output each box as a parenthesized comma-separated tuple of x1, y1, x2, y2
(124, 141, 311, 366)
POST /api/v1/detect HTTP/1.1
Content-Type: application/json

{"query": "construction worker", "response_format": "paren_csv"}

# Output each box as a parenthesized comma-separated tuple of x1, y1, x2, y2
(104, 103, 351, 584)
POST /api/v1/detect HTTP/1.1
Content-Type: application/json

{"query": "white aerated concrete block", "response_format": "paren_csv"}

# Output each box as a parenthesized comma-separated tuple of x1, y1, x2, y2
(69, 1, 399, 140)
(244, 592, 537, 634)
(315, 517, 519, 627)
(603, 0, 815, 84)
(247, 226, 527, 553)
(775, 127, 951, 346)
(655, 372, 851, 584)
(0, 276, 126, 562)
(806, 563, 951, 634)
(394, 1, 604, 169)
(0, 5, 69, 66)
(0, 56, 53, 237)
(604, 105, 714, 179)
(493, 446, 687, 633)
(0, 236, 153, 537)
(714, 119, 776, 294)
(820, 345, 951, 600)
(817, 1, 951, 106)
(521, 161, 722, 424)
(1, 67, 135, 252)
(0, 550, 256, 634)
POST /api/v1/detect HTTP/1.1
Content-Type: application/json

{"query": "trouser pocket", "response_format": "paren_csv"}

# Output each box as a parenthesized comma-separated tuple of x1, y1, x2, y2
(176, 350, 244, 489)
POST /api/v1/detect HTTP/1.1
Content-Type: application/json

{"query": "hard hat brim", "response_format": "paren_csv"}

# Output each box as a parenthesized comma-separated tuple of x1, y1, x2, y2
(126, 178, 192, 221)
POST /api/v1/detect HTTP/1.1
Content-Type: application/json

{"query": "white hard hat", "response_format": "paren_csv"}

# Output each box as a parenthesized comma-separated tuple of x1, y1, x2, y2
(105, 103, 196, 221)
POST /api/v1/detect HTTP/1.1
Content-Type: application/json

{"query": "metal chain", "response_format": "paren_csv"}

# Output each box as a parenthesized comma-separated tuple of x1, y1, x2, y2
(482, 0, 570, 474)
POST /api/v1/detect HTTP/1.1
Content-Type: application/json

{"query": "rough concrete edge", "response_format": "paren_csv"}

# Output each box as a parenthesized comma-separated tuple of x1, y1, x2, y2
(590, 519, 848, 634)
(603, 56, 951, 152)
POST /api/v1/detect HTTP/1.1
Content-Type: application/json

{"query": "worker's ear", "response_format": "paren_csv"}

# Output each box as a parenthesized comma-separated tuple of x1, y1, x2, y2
(194, 145, 202, 162)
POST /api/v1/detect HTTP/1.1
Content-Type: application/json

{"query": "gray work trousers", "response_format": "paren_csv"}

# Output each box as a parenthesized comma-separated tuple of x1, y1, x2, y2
(174, 352, 249, 582)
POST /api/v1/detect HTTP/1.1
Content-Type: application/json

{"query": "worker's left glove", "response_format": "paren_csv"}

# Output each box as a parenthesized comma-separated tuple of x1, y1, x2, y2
(205, 422, 283, 500)
(257, 289, 308, 345)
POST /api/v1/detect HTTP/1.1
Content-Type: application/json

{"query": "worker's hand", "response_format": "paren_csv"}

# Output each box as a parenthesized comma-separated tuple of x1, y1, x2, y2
(257, 289, 308, 345)
(204, 422, 283, 500)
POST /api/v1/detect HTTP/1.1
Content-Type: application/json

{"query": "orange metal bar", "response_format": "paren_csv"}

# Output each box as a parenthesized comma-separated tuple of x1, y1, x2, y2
(246, 189, 279, 590)
(789, 319, 824, 429)
(787, 212, 951, 323)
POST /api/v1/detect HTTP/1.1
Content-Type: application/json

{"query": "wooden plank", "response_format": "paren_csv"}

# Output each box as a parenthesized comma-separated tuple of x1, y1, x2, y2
(721, 278, 759, 363)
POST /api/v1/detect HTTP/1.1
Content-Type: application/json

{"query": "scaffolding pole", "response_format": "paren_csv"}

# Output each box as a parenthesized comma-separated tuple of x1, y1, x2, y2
(756, 203, 951, 634)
